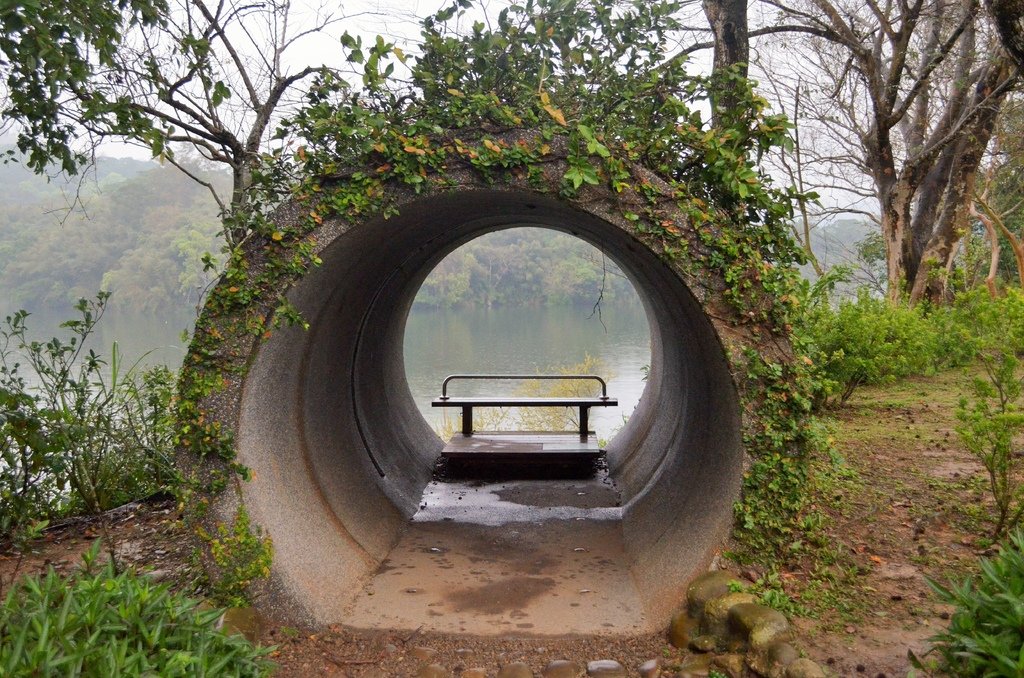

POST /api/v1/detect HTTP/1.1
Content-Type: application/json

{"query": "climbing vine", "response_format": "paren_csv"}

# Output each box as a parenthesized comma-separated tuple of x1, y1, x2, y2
(177, 0, 823, 600)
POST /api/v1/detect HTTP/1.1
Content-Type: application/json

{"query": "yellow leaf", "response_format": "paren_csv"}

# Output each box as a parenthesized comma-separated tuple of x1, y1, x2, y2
(296, 146, 307, 161)
(271, 231, 283, 241)
(447, 88, 465, 98)
(392, 46, 406, 62)
(540, 91, 551, 105)
(404, 145, 427, 156)
(540, 144, 551, 155)
(372, 142, 386, 153)
(483, 139, 502, 153)
(543, 104, 567, 126)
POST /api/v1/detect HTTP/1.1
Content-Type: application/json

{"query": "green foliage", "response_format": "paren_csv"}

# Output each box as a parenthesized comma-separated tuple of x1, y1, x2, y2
(0, 543, 272, 677)
(0, 294, 178, 541)
(798, 287, 1024, 407)
(198, 506, 273, 608)
(802, 291, 937, 405)
(0, 0, 166, 174)
(927, 530, 1024, 678)
(956, 352, 1024, 538)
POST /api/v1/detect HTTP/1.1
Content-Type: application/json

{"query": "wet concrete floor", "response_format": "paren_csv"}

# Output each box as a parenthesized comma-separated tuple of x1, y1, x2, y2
(342, 475, 651, 635)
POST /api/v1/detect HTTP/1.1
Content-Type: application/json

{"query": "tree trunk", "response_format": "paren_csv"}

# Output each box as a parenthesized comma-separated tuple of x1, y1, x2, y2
(909, 58, 1013, 303)
(987, 0, 1024, 70)
(879, 179, 914, 302)
(702, 0, 749, 116)
(973, 204, 1002, 298)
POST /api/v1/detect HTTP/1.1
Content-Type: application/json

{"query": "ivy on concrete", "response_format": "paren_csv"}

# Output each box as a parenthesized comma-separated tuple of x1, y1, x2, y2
(177, 0, 825, 601)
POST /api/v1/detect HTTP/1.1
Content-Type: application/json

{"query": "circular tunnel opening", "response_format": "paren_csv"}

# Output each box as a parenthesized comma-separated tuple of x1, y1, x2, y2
(236, 190, 744, 632)
(403, 226, 651, 445)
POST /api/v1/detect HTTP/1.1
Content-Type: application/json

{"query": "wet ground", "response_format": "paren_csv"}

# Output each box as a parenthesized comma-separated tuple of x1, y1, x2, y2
(342, 474, 652, 635)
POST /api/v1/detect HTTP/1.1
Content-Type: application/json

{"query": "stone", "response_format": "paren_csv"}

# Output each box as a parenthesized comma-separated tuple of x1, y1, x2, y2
(542, 659, 585, 678)
(498, 662, 534, 678)
(384, 643, 398, 655)
(702, 591, 757, 639)
(463, 669, 488, 678)
(786, 659, 826, 678)
(728, 602, 792, 650)
(711, 654, 745, 678)
(456, 649, 477, 660)
(747, 640, 801, 678)
(676, 654, 711, 677)
(216, 607, 263, 642)
(412, 647, 439, 662)
(668, 611, 699, 648)
(638, 658, 661, 677)
(686, 570, 745, 617)
(146, 568, 170, 582)
(586, 660, 626, 677)
(417, 665, 450, 678)
(689, 635, 717, 653)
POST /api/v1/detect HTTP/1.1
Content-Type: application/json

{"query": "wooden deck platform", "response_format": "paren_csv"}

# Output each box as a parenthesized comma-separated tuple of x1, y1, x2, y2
(438, 432, 603, 480)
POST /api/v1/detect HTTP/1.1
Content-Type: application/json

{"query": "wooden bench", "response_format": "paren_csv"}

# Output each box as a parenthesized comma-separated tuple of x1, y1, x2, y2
(431, 374, 618, 437)
(431, 375, 618, 476)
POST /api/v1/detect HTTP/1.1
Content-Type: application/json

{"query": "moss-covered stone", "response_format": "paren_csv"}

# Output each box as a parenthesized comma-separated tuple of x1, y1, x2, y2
(702, 591, 757, 639)
(785, 658, 826, 678)
(729, 601, 793, 650)
(686, 570, 745, 617)
(669, 611, 700, 648)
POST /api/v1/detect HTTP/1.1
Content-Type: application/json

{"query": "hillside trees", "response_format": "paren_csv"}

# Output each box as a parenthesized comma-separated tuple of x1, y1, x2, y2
(751, 0, 1017, 303)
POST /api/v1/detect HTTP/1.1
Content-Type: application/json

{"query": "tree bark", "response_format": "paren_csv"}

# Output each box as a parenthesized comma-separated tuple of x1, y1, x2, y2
(988, 0, 1024, 70)
(909, 58, 1014, 303)
(702, 0, 749, 117)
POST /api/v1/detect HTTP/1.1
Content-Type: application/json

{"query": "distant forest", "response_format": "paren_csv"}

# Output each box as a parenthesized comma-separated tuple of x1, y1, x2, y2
(0, 155, 638, 313)
(0, 154, 224, 314)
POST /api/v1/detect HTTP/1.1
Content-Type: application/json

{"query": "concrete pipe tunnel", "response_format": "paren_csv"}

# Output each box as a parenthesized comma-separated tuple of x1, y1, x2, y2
(231, 189, 744, 634)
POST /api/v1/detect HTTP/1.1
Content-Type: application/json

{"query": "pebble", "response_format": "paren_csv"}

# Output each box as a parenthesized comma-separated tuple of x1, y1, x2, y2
(412, 646, 438, 661)
(498, 662, 534, 678)
(689, 635, 717, 653)
(417, 664, 449, 678)
(712, 653, 745, 678)
(786, 658, 827, 678)
(542, 659, 584, 678)
(586, 659, 626, 677)
(456, 648, 476, 660)
(638, 658, 660, 677)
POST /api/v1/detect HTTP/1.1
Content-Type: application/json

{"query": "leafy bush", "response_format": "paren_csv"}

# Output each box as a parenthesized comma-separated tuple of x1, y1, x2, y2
(928, 529, 1024, 678)
(0, 295, 177, 541)
(799, 287, 1024, 407)
(956, 351, 1024, 538)
(802, 291, 938, 405)
(0, 545, 272, 677)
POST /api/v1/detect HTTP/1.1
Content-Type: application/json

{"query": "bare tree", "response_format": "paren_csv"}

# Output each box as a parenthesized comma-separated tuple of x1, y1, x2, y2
(740, 0, 1017, 302)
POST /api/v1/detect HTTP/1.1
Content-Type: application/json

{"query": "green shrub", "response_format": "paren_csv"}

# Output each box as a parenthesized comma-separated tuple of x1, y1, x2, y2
(956, 351, 1024, 538)
(0, 295, 178, 541)
(0, 545, 272, 676)
(928, 529, 1024, 678)
(802, 291, 938, 405)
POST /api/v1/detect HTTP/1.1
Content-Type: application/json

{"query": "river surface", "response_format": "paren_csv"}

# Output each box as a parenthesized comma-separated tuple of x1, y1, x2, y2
(6, 303, 651, 440)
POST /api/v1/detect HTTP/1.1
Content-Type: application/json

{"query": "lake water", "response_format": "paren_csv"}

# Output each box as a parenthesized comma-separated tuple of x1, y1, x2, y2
(6, 303, 651, 440)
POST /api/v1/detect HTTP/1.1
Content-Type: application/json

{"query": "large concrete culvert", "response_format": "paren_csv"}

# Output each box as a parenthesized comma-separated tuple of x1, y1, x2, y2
(236, 189, 741, 632)
(184, 137, 778, 634)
